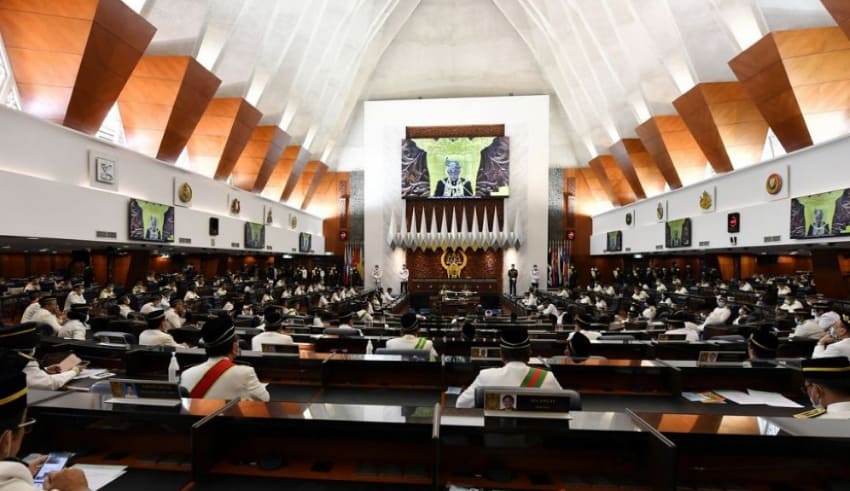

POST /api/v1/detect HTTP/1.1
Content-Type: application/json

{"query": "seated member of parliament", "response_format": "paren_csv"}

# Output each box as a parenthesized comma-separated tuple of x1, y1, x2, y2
(800, 356, 850, 419)
(0, 352, 89, 491)
(251, 307, 294, 351)
(813, 315, 850, 359)
(0, 324, 81, 391)
(456, 325, 562, 408)
(386, 313, 437, 357)
(139, 309, 185, 348)
(180, 315, 270, 401)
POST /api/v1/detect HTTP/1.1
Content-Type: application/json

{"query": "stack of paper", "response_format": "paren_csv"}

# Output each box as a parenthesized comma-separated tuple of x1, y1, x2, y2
(73, 369, 112, 380)
(713, 389, 804, 408)
(72, 464, 126, 491)
(682, 391, 726, 403)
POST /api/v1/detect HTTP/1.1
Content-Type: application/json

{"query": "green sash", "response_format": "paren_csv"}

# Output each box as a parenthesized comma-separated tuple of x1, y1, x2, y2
(520, 367, 547, 388)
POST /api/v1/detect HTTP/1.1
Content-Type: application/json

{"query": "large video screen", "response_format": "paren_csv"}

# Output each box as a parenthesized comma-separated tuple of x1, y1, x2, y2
(299, 232, 312, 253)
(606, 231, 622, 252)
(790, 188, 850, 239)
(129, 198, 175, 243)
(244, 222, 265, 249)
(665, 218, 692, 248)
(401, 136, 509, 198)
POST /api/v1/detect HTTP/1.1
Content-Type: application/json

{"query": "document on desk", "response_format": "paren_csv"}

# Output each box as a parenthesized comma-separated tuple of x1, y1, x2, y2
(72, 464, 126, 490)
(713, 390, 761, 405)
(73, 369, 111, 380)
(746, 389, 804, 408)
(682, 391, 726, 403)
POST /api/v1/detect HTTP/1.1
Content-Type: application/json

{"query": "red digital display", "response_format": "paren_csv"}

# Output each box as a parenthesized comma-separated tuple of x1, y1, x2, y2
(727, 213, 740, 234)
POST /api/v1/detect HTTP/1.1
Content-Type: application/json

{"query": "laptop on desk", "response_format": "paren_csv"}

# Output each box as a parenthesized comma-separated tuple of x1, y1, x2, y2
(104, 379, 183, 407)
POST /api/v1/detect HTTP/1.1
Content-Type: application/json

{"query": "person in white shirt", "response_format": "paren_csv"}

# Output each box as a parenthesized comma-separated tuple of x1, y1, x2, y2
(30, 297, 85, 340)
(131, 281, 146, 295)
(603, 285, 616, 296)
(702, 297, 731, 327)
(381, 288, 394, 305)
(578, 293, 591, 305)
(118, 296, 133, 319)
(655, 282, 668, 293)
(456, 325, 562, 408)
(522, 291, 538, 308)
(251, 309, 294, 351)
(164, 300, 187, 330)
(330, 289, 342, 303)
(317, 293, 329, 308)
(281, 287, 292, 299)
(372, 265, 382, 289)
(641, 303, 656, 321)
(19, 294, 42, 324)
(0, 354, 91, 491)
(659, 293, 674, 307)
(23, 278, 40, 292)
(61, 304, 90, 341)
(664, 312, 702, 342)
(139, 310, 185, 348)
(385, 313, 438, 358)
(594, 296, 608, 311)
(675, 285, 688, 295)
(184, 286, 200, 302)
(776, 283, 792, 297)
(159, 288, 172, 309)
(538, 301, 565, 326)
(812, 318, 850, 359)
(592, 282, 603, 293)
(813, 302, 841, 331)
(293, 285, 305, 296)
(63, 283, 85, 312)
(800, 356, 850, 419)
(0, 323, 82, 390)
(631, 287, 649, 302)
(139, 296, 159, 315)
(180, 316, 269, 401)
(399, 265, 409, 294)
(557, 288, 570, 298)
(738, 280, 753, 292)
(778, 294, 803, 313)
(215, 286, 228, 298)
(530, 265, 540, 291)
(98, 284, 115, 300)
(791, 310, 826, 340)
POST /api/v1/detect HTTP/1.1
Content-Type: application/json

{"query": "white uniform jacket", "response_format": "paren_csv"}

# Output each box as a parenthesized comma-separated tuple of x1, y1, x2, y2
(0, 461, 36, 491)
(138, 329, 182, 348)
(180, 356, 269, 401)
(23, 360, 76, 390)
(385, 335, 438, 358)
(251, 331, 294, 352)
(812, 338, 850, 359)
(456, 361, 562, 408)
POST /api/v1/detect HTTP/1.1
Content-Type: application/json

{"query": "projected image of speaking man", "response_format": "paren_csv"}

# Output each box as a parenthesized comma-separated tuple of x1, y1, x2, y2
(434, 160, 473, 197)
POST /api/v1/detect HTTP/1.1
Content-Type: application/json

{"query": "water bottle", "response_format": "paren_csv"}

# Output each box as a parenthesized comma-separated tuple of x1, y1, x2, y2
(168, 352, 180, 383)
(366, 340, 374, 355)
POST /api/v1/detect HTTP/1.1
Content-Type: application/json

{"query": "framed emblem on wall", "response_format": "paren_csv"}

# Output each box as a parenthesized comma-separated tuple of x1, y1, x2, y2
(88, 150, 118, 190)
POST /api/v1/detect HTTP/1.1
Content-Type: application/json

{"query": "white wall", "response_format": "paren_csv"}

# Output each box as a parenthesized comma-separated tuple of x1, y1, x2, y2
(0, 105, 325, 254)
(363, 95, 550, 293)
(591, 133, 850, 254)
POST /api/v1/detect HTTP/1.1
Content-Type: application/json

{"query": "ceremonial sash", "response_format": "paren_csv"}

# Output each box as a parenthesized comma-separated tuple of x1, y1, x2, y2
(190, 359, 234, 398)
(414, 337, 427, 350)
(520, 368, 547, 388)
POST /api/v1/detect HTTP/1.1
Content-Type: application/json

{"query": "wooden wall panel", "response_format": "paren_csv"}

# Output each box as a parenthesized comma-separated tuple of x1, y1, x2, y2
(185, 98, 261, 179)
(673, 82, 768, 172)
(636, 116, 707, 189)
(609, 139, 666, 198)
(812, 250, 850, 298)
(589, 155, 636, 206)
(730, 27, 850, 152)
(405, 249, 502, 292)
(305, 171, 348, 219)
(823, 0, 850, 40)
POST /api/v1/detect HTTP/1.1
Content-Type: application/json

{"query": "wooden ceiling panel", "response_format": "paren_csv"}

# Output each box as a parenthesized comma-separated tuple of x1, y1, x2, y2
(0, 0, 152, 132)
(186, 98, 261, 179)
(589, 155, 636, 206)
(248, 126, 290, 193)
(731, 27, 850, 152)
(280, 147, 311, 201)
(0, 0, 98, 19)
(822, 0, 850, 40)
(674, 82, 767, 172)
(305, 171, 349, 218)
(287, 160, 322, 207)
(610, 139, 663, 199)
(636, 117, 682, 190)
(156, 58, 220, 162)
(215, 101, 262, 180)
(300, 162, 329, 210)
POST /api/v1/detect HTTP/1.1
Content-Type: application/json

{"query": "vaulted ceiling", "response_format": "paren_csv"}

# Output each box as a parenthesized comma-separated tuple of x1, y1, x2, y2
(124, 0, 837, 171)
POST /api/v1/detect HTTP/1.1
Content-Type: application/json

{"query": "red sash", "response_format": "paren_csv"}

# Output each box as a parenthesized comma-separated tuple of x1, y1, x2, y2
(190, 359, 234, 398)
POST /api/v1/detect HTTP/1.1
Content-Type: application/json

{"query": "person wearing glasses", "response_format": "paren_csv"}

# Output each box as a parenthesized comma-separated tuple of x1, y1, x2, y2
(0, 351, 89, 490)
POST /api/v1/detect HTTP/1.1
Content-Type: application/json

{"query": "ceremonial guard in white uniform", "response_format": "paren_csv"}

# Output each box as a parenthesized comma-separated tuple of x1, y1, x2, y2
(399, 265, 409, 294)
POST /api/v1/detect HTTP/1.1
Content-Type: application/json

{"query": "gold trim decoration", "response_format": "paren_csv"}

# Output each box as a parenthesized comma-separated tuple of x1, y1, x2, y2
(266, 209, 273, 225)
(656, 202, 664, 220)
(289, 214, 298, 229)
(440, 247, 468, 279)
(699, 190, 713, 210)
(178, 182, 193, 203)
(230, 198, 241, 215)
(766, 173, 783, 195)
